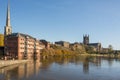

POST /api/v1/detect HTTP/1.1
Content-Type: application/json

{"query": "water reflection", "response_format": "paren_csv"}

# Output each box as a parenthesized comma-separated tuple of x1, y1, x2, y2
(0, 56, 120, 80)
(41, 56, 102, 72)
(0, 59, 41, 80)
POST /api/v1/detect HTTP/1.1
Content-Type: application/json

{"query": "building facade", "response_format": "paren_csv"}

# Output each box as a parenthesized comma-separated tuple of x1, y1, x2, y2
(55, 41, 70, 48)
(40, 40, 50, 49)
(88, 43, 101, 52)
(101, 48, 109, 53)
(70, 42, 85, 50)
(83, 35, 89, 45)
(5, 33, 42, 59)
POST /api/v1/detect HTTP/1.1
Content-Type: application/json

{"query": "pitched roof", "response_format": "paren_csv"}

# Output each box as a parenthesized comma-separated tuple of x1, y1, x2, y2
(6, 33, 36, 39)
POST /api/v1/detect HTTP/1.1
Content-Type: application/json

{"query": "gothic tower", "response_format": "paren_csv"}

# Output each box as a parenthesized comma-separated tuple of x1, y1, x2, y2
(83, 34, 89, 45)
(4, 0, 12, 36)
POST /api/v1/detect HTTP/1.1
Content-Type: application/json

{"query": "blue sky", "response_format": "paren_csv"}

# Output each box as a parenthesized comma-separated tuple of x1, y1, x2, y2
(0, 0, 120, 49)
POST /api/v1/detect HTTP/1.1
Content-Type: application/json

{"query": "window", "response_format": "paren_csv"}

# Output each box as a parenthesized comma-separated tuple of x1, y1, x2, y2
(8, 29, 10, 32)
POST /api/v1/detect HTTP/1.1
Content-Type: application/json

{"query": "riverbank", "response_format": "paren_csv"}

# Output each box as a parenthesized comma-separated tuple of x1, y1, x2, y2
(41, 44, 86, 57)
(41, 48, 120, 59)
(78, 53, 120, 59)
(0, 60, 29, 68)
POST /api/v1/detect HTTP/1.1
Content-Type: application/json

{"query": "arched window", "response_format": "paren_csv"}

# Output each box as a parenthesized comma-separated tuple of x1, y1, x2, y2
(8, 29, 10, 32)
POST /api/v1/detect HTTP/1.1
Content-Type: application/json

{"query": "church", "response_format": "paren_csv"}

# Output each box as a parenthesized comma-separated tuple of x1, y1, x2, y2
(83, 35, 102, 52)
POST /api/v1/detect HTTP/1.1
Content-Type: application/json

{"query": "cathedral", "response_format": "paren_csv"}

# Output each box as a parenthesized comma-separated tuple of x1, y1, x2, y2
(83, 34, 102, 52)
(83, 35, 89, 45)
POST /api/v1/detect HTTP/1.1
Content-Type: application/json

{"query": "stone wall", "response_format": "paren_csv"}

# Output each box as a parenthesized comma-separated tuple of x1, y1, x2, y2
(0, 60, 29, 68)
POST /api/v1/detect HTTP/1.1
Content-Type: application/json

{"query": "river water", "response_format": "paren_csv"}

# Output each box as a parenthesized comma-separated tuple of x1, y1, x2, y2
(0, 56, 120, 80)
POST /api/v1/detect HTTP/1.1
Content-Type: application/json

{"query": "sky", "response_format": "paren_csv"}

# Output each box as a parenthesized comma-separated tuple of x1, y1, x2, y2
(0, 0, 120, 50)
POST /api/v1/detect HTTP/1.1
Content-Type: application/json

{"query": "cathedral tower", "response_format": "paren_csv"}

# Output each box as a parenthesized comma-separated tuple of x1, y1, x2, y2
(4, 0, 12, 36)
(83, 34, 89, 45)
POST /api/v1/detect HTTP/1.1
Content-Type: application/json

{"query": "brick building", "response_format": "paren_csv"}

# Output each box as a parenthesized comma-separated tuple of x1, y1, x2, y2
(55, 41, 70, 48)
(5, 33, 42, 59)
(40, 40, 50, 49)
(88, 43, 101, 52)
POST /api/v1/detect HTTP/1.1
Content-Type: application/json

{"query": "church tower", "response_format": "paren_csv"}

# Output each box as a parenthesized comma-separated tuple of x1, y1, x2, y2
(83, 34, 89, 45)
(4, 0, 12, 36)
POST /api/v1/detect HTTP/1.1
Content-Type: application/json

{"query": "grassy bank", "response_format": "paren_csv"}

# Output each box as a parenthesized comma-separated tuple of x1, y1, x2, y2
(41, 45, 120, 59)
(41, 44, 87, 57)
(41, 50, 120, 59)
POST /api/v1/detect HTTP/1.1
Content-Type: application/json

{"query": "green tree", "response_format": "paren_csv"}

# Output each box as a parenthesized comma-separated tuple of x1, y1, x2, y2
(85, 46, 95, 54)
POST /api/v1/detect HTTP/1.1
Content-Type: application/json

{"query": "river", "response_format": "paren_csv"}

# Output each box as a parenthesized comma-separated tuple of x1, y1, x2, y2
(0, 56, 120, 80)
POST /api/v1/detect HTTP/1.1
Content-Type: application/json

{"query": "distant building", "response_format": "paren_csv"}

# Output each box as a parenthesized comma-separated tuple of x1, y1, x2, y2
(5, 33, 42, 59)
(40, 40, 50, 49)
(55, 41, 70, 48)
(39, 42, 46, 49)
(83, 34, 102, 52)
(88, 43, 101, 52)
(101, 48, 109, 53)
(113, 50, 120, 54)
(83, 35, 89, 45)
(70, 42, 84, 50)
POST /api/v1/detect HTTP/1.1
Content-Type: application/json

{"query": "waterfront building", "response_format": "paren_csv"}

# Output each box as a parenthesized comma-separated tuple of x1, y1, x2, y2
(40, 40, 50, 49)
(55, 41, 70, 48)
(5, 33, 41, 59)
(4, 1, 42, 59)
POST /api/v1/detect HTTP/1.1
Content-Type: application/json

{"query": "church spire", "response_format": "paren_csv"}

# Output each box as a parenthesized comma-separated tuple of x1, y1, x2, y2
(6, 0, 11, 26)
(4, 0, 12, 36)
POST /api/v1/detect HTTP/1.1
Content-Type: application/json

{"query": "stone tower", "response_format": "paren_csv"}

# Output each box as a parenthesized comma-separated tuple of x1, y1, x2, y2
(83, 35, 89, 45)
(4, 0, 12, 36)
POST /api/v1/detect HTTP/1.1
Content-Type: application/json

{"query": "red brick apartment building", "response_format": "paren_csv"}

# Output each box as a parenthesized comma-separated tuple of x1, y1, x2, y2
(5, 33, 42, 59)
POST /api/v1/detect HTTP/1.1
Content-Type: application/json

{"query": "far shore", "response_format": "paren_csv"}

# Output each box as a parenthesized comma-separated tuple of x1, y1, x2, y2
(0, 52, 120, 68)
(41, 52, 120, 59)
(78, 53, 120, 58)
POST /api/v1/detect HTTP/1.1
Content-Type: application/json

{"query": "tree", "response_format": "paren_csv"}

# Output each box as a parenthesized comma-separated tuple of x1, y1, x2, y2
(85, 45, 95, 54)
(108, 45, 113, 53)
